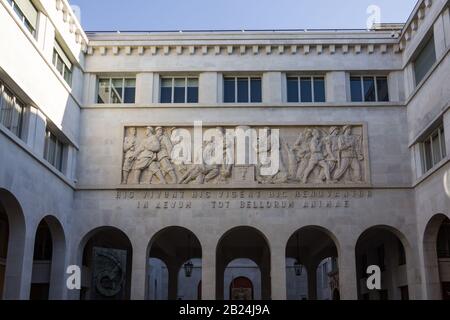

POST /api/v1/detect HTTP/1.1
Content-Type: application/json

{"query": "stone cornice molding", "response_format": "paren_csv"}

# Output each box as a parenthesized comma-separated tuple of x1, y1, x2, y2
(55, 0, 88, 51)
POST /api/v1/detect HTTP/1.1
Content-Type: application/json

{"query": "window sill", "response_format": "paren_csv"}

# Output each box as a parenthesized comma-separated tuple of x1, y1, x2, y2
(412, 156, 450, 188)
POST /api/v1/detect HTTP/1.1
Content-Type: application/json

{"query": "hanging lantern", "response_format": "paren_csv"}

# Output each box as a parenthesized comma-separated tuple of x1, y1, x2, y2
(184, 260, 194, 277)
(294, 260, 303, 276)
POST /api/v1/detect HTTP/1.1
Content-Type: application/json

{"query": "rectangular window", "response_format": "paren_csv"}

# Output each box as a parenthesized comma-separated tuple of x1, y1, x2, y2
(159, 77, 199, 104)
(414, 35, 436, 86)
(420, 124, 447, 173)
(223, 76, 262, 103)
(0, 80, 25, 138)
(287, 76, 326, 103)
(53, 41, 73, 86)
(350, 76, 389, 102)
(43, 128, 65, 172)
(97, 77, 136, 104)
(7, 0, 38, 37)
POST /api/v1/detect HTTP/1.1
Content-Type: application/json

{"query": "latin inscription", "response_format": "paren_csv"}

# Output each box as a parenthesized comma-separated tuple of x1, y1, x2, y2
(115, 190, 372, 210)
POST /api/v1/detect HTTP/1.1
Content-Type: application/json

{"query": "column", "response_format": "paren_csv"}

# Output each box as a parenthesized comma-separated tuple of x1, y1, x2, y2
(168, 263, 180, 300)
(325, 71, 348, 102)
(262, 72, 283, 104)
(338, 245, 358, 300)
(306, 263, 318, 300)
(444, 110, 450, 155)
(130, 241, 148, 300)
(270, 242, 287, 300)
(199, 72, 219, 104)
(202, 243, 216, 300)
(136, 73, 155, 105)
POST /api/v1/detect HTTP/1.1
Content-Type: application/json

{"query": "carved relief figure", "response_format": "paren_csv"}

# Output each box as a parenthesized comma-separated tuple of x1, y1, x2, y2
(122, 127, 137, 184)
(133, 126, 166, 184)
(320, 126, 340, 181)
(256, 128, 287, 184)
(289, 129, 313, 182)
(155, 127, 178, 184)
(92, 247, 126, 299)
(333, 125, 364, 182)
(301, 129, 333, 184)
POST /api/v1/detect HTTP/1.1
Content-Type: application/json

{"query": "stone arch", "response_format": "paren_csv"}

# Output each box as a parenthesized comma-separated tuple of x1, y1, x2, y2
(216, 226, 271, 300)
(30, 215, 66, 300)
(355, 225, 413, 300)
(146, 226, 202, 300)
(285, 225, 339, 300)
(0, 188, 26, 299)
(78, 226, 133, 300)
(422, 213, 450, 300)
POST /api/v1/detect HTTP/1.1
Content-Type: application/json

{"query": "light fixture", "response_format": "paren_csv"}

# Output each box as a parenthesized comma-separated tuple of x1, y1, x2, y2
(294, 231, 303, 276)
(184, 234, 193, 277)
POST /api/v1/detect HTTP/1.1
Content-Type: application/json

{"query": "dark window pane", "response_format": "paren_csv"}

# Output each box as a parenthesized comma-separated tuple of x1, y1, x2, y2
(287, 77, 299, 102)
(350, 77, 363, 102)
(174, 78, 186, 103)
(124, 88, 135, 103)
(414, 36, 436, 86)
(363, 77, 376, 102)
(160, 78, 172, 103)
(376, 77, 389, 102)
(224, 78, 235, 103)
(237, 78, 249, 103)
(424, 140, 432, 171)
(250, 78, 262, 103)
(187, 78, 198, 103)
(300, 78, 312, 102)
(313, 78, 325, 102)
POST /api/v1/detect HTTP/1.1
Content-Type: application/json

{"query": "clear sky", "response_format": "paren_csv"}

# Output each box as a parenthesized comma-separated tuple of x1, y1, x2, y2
(68, 0, 418, 32)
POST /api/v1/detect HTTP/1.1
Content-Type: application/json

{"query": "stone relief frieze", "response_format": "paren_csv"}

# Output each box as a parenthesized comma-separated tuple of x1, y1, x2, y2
(121, 125, 368, 186)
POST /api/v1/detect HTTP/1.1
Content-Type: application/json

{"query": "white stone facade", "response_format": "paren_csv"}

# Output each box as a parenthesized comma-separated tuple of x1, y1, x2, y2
(0, 0, 449, 300)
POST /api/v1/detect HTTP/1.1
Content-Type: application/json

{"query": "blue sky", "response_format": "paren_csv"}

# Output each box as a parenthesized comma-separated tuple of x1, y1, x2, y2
(68, 0, 418, 32)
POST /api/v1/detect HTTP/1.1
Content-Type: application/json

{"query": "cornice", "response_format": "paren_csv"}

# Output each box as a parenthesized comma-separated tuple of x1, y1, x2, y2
(54, 0, 89, 51)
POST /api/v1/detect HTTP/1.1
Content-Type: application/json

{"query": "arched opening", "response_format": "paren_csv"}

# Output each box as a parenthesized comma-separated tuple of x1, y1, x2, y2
(224, 259, 261, 300)
(423, 214, 450, 300)
(29, 216, 66, 300)
(0, 189, 26, 300)
(216, 226, 270, 300)
(229, 276, 254, 300)
(285, 227, 339, 300)
(79, 227, 133, 300)
(355, 226, 409, 300)
(147, 227, 202, 300)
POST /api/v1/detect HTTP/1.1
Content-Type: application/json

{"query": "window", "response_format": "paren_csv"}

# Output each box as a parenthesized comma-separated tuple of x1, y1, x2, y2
(420, 124, 446, 173)
(224, 77, 262, 103)
(43, 127, 65, 172)
(52, 41, 73, 86)
(287, 76, 325, 102)
(0, 80, 25, 138)
(350, 76, 389, 102)
(6, 0, 38, 37)
(160, 77, 198, 103)
(414, 35, 436, 86)
(97, 78, 136, 104)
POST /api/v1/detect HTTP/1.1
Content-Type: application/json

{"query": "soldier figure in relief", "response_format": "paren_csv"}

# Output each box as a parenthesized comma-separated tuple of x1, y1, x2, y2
(333, 125, 364, 182)
(301, 129, 333, 184)
(155, 127, 178, 184)
(122, 127, 137, 184)
(133, 126, 166, 184)
(320, 126, 340, 181)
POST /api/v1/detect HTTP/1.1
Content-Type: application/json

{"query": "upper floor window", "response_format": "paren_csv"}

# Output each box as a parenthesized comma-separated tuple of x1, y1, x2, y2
(287, 76, 325, 103)
(350, 76, 389, 102)
(53, 40, 73, 86)
(0, 80, 25, 138)
(43, 127, 65, 172)
(224, 77, 262, 103)
(420, 124, 446, 173)
(6, 0, 38, 37)
(97, 77, 136, 104)
(414, 35, 436, 86)
(160, 77, 198, 103)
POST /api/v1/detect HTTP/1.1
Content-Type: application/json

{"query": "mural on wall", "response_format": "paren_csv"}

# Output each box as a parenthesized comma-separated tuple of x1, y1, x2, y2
(121, 125, 369, 186)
